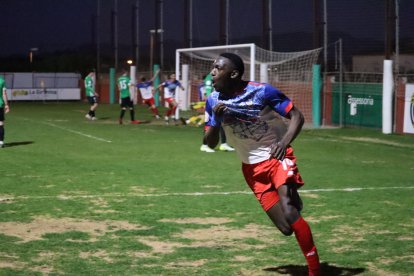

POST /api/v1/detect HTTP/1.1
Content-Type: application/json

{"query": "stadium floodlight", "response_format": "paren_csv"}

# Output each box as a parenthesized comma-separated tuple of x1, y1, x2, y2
(175, 43, 322, 122)
(29, 47, 39, 64)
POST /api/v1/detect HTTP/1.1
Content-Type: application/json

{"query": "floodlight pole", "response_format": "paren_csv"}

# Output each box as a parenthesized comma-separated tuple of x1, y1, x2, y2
(112, 0, 119, 71)
(323, 0, 328, 72)
(134, 0, 140, 69)
(29, 48, 38, 64)
(96, 0, 101, 80)
(150, 29, 163, 75)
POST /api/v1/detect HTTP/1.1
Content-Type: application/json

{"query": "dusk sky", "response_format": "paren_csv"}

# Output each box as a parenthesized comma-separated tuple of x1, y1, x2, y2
(1, 0, 413, 59)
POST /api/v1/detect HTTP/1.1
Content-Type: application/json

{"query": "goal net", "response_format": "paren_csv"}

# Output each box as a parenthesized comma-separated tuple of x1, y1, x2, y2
(176, 43, 322, 123)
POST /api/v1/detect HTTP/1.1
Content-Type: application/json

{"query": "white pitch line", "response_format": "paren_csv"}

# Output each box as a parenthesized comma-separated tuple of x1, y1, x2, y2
(2, 186, 413, 201)
(42, 121, 112, 143)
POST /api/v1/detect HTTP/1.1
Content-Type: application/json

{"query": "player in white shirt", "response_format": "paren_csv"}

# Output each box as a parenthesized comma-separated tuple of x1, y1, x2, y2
(137, 70, 160, 119)
(158, 73, 184, 124)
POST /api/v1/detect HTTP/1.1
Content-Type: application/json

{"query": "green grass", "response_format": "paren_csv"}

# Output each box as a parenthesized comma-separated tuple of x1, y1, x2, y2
(0, 102, 413, 275)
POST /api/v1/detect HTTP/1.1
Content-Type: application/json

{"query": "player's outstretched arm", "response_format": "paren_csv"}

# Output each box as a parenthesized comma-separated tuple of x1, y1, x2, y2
(150, 69, 160, 82)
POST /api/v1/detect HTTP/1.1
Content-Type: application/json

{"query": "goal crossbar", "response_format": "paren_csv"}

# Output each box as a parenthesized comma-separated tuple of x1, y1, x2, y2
(176, 43, 256, 81)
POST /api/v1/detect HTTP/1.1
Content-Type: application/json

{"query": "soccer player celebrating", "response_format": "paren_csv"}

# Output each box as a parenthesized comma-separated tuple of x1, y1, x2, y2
(204, 53, 320, 276)
(118, 69, 140, 124)
(0, 76, 10, 148)
(137, 69, 161, 119)
(84, 71, 98, 120)
(158, 73, 185, 125)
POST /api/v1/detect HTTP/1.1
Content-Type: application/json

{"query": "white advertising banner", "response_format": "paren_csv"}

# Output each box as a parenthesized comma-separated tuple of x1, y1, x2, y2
(7, 88, 81, 101)
(403, 84, 414, 134)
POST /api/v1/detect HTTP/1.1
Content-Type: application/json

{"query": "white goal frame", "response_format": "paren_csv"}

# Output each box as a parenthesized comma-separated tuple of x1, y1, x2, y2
(175, 43, 321, 121)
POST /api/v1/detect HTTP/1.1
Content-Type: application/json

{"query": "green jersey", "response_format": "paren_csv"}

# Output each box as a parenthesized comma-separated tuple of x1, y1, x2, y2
(0, 77, 5, 107)
(118, 75, 131, 99)
(204, 74, 213, 96)
(84, 75, 95, 97)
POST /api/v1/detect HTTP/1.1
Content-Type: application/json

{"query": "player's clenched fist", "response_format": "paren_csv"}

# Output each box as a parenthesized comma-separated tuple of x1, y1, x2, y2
(213, 102, 228, 117)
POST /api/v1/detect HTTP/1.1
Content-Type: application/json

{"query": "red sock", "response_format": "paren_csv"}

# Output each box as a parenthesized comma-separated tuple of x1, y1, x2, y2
(291, 217, 320, 276)
(151, 108, 159, 116)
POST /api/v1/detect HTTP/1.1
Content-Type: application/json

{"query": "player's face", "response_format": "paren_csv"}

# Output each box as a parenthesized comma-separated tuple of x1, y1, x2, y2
(210, 57, 233, 93)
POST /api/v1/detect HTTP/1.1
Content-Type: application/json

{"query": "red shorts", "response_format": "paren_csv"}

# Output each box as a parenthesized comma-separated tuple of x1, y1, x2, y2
(165, 97, 175, 105)
(242, 147, 304, 212)
(143, 98, 155, 106)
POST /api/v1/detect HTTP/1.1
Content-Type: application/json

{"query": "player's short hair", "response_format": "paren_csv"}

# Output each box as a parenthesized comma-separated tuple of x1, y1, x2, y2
(219, 52, 244, 77)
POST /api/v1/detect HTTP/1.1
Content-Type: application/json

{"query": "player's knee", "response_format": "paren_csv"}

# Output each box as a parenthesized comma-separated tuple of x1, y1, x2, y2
(277, 225, 293, 236)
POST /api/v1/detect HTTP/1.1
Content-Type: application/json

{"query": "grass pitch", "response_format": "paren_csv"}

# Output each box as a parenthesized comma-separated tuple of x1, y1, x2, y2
(0, 102, 413, 275)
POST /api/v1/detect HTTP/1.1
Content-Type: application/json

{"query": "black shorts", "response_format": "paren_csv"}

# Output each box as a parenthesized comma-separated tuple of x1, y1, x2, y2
(120, 97, 133, 108)
(0, 107, 4, 121)
(87, 96, 98, 105)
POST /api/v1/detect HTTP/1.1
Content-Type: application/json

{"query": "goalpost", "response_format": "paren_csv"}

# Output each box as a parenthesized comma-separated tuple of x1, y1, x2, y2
(175, 43, 321, 123)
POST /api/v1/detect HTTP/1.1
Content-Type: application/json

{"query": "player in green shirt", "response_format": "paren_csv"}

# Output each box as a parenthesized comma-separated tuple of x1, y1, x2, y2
(204, 73, 213, 97)
(118, 69, 139, 124)
(84, 71, 98, 120)
(0, 76, 10, 148)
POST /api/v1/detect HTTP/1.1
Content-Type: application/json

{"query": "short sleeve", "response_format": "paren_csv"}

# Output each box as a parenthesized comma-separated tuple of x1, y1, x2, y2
(263, 84, 293, 116)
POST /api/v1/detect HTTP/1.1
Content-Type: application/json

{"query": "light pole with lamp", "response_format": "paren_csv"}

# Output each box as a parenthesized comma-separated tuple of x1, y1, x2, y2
(149, 29, 163, 75)
(29, 48, 38, 64)
(29, 48, 39, 71)
(127, 59, 137, 105)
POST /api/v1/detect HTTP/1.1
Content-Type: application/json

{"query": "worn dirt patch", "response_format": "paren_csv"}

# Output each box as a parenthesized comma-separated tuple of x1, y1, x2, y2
(0, 216, 150, 242)
(136, 223, 282, 255)
(166, 259, 208, 268)
(0, 260, 26, 269)
(159, 217, 234, 225)
(306, 215, 342, 224)
(79, 249, 114, 263)
(233, 255, 254, 262)
(137, 236, 184, 254)
(89, 197, 110, 208)
(365, 261, 401, 276)
(0, 194, 15, 204)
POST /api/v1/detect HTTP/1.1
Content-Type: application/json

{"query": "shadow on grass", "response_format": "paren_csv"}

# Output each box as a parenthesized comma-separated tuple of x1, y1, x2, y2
(4, 141, 35, 148)
(263, 262, 365, 275)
